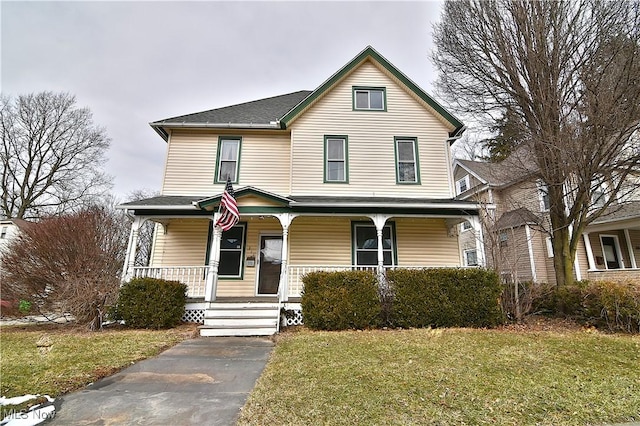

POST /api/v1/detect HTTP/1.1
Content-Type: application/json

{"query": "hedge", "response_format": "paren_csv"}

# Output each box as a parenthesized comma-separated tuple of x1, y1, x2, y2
(301, 270, 381, 330)
(114, 277, 187, 329)
(387, 268, 504, 328)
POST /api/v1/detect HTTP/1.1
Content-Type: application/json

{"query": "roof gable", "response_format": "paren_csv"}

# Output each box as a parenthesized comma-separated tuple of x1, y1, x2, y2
(279, 46, 464, 137)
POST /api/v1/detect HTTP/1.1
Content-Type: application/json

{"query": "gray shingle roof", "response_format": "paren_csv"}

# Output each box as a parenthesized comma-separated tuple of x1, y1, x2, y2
(119, 196, 204, 208)
(592, 201, 640, 224)
(495, 208, 541, 230)
(457, 150, 538, 188)
(151, 90, 312, 127)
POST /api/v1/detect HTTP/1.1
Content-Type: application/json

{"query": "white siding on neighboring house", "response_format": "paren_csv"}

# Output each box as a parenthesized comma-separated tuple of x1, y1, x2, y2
(290, 60, 452, 198)
(162, 130, 291, 196)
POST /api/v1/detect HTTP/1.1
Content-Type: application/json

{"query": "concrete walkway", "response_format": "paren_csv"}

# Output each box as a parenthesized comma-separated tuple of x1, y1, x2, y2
(49, 337, 274, 425)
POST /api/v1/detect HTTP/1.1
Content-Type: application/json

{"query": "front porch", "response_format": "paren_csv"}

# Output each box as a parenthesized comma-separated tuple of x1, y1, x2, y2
(119, 190, 486, 335)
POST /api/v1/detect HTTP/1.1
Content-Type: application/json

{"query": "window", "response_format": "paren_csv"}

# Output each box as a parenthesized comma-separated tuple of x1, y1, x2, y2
(537, 180, 550, 212)
(591, 181, 608, 208)
(215, 137, 241, 183)
(395, 137, 420, 184)
(464, 249, 478, 266)
(456, 175, 470, 195)
(545, 237, 554, 258)
(499, 231, 508, 247)
(461, 220, 473, 232)
(353, 86, 386, 111)
(324, 136, 348, 183)
(352, 223, 396, 267)
(0, 226, 7, 239)
(206, 223, 246, 278)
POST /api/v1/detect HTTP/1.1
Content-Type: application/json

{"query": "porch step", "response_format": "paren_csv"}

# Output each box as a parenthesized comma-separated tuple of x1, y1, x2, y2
(199, 301, 280, 337)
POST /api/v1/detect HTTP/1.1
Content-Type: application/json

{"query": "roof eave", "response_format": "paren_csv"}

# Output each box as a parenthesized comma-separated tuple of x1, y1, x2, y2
(149, 121, 281, 142)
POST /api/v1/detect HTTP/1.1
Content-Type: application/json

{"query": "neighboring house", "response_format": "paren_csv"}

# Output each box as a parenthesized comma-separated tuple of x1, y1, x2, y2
(453, 157, 640, 285)
(0, 219, 31, 260)
(119, 46, 485, 336)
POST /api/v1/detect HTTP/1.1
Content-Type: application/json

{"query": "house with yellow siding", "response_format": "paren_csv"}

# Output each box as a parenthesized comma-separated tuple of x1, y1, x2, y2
(119, 46, 486, 336)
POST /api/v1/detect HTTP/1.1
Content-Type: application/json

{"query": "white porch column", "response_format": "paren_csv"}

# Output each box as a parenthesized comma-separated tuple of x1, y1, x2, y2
(276, 213, 295, 303)
(122, 216, 144, 282)
(524, 225, 537, 282)
(624, 228, 637, 269)
(368, 214, 390, 276)
(583, 233, 596, 270)
(470, 216, 486, 267)
(204, 214, 222, 303)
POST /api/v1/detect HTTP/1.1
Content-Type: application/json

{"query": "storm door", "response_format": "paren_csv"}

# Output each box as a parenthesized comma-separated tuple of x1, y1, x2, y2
(257, 235, 282, 295)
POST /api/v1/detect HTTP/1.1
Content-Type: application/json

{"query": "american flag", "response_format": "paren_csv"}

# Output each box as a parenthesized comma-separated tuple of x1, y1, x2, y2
(214, 177, 239, 231)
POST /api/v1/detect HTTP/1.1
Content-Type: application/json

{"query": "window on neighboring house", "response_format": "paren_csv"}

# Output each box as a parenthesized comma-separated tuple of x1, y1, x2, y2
(215, 137, 241, 183)
(464, 249, 478, 266)
(499, 231, 508, 247)
(353, 87, 386, 111)
(325, 136, 348, 183)
(395, 137, 420, 184)
(0, 226, 7, 239)
(537, 181, 550, 212)
(352, 223, 396, 267)
(206, 223, 246, 278)
(461, 220, 473, 232)
(591, 181, 608, 208)
(456, 175, 470, 195)
(545, 237, 554, 257)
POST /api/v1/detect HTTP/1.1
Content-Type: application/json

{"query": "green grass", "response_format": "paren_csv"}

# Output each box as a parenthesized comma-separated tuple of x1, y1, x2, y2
(238, 327, 640, 426)
(0, 323, 196, 399)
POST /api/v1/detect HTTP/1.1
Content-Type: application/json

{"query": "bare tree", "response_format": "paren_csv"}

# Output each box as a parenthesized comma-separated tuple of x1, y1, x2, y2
(434, 0, 640, 285)
(0, 92, 112, 219)
(126, 189, 159, 267)
(0, 206, 129, 330)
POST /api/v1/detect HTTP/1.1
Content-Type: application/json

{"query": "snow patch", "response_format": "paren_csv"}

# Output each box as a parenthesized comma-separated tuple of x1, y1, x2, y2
(0, 395, 55, 426)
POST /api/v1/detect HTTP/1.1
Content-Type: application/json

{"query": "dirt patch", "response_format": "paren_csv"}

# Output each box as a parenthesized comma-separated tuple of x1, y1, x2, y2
(499, 315, 588, 333)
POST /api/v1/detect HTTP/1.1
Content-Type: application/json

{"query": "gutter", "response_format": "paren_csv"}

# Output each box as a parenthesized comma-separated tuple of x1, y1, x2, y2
(150, 121, 282, 142)
(289, 200, 494, 210)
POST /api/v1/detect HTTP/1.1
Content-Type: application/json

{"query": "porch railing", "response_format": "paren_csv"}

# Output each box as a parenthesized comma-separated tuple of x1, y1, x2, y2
(286, 265, 428, 298)
(131, 266, 208, 298)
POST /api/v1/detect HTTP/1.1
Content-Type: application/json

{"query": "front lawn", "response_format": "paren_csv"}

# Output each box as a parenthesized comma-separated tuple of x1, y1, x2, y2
(238, 325, 640, 426)
(0, 323, 196, 399)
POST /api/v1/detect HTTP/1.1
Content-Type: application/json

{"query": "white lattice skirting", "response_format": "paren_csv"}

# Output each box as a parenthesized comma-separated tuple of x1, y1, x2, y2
(281, 308, 303, 327)
(182, 309, 205, 323)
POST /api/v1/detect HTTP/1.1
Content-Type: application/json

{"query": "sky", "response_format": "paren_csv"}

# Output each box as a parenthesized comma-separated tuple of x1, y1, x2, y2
(1, 0, 445, 200)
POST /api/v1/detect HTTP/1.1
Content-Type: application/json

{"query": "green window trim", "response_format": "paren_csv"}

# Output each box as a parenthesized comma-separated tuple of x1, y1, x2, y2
(205, 222, 247, 280)
(214, 136, 242, 184)
(324, 135, 349, 183)
(394, 136, 421, 185)
(352, 86, 387, 111)
(351, 221, 397, 267)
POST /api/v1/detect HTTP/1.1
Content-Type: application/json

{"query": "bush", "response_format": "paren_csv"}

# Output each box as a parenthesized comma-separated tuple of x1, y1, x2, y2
(583, 280, 640, 333)
(301, 271, 381, 330)
(0, 206, 129, 330)
(388, 268, 504, 328)
(535, 281, 588, 317)
(115, 278, 187, 329)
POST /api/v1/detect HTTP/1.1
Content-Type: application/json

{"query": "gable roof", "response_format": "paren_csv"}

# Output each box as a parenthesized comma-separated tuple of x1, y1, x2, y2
(455, 149, 539, 189)
(150, 91, 312, 140)
(150, 46, 464, 141)
(279, 46, 464, 138)
(495, 208, 541, 230)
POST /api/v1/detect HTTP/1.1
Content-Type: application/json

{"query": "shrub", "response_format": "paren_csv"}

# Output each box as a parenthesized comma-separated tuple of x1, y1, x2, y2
(501, 280, 545, 321)
(536, 281, 588, 317)
(388, 268, 504, 328)
(0, 206, 129, 330)
(583, 280, 640, 333)
(115, 278, 187, 329)
(301, 271, 381, 330)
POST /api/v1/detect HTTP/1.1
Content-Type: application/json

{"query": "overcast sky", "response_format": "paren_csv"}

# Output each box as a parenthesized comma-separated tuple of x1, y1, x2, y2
(2, 0, 445, 200)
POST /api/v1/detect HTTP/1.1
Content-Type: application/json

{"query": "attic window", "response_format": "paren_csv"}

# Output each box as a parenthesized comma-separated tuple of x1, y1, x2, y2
(456, 175, 470, 195)
(353, 87, 386, 111)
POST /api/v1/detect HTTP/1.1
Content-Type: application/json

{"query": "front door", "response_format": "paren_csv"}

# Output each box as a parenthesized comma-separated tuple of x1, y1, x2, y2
(601, 236, 621, 269)
(257, 235, 282, 295)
